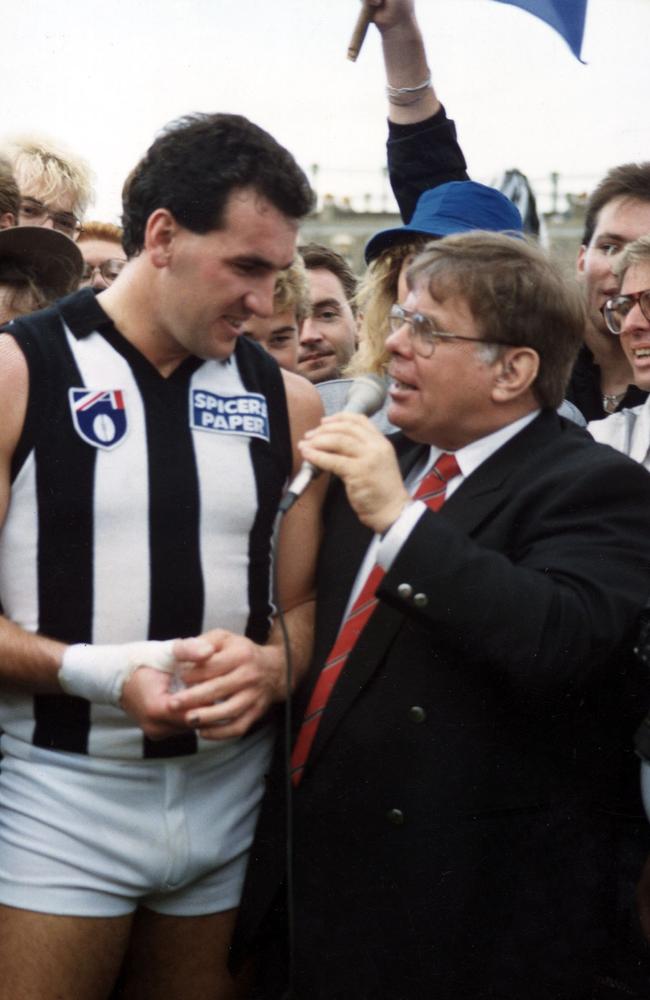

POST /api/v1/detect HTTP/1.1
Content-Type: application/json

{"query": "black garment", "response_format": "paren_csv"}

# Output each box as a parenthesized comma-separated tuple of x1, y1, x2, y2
(567, 343, 648, 422)
(235, 412, 650, 999)
(386, 106, 469, 223)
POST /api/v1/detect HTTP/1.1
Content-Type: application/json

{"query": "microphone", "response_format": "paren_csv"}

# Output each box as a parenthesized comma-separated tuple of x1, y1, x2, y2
(279, 375, 387, 513)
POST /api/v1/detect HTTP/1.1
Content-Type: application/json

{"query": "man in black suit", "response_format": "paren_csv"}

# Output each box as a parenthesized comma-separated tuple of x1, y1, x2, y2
(235, 232, 650, 999)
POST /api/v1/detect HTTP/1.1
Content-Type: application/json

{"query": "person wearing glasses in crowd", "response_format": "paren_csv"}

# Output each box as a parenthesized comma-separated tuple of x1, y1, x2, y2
(1, 134, 93, 242)
(569, 165, 650, 421)
(0, 154, 83, 321)
(77, 221, 127, 291)
(234, 232, 650, 1000)
(588, 234, 650, 958)
(590, 235, 650, 457)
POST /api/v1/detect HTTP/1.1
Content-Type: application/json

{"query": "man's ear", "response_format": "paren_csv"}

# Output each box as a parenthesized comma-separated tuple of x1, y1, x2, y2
(576, 244, 587, 279)
(144, 208, 177, 268)
(491, 347, 539, 403)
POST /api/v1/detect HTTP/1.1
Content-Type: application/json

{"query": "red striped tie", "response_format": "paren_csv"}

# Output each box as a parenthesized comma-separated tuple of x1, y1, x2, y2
(290, 451, 461, 786)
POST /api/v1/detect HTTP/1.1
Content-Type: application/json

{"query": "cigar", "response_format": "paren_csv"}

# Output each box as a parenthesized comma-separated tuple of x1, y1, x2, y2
(347, 2, 373, 62)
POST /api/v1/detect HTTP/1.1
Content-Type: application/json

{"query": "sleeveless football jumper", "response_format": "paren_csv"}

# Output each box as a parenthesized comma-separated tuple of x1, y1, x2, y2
(0, 289, 292, 761)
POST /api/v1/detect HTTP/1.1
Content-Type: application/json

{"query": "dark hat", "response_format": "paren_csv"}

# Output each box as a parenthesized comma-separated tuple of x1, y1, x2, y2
(0, 225, 83, 297)
(364, 181, 524, 263)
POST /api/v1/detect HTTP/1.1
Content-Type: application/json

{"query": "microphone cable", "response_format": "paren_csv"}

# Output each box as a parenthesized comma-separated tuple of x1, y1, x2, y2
(267, 376, 387, 997)
(270, 505, 296, 999)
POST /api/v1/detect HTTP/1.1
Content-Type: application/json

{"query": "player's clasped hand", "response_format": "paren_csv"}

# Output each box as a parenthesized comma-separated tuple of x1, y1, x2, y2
(168, 629, 285, 740)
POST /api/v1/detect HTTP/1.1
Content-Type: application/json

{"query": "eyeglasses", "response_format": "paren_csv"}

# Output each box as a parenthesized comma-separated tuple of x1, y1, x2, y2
(388, 303, 513, 358)
(602, 289, 650, 335)
(19, 197, 82, 239)
(81, 259, 126, 285)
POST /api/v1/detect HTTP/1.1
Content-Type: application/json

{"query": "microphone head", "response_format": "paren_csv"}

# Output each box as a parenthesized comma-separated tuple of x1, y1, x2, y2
(344, 374, 388, 417)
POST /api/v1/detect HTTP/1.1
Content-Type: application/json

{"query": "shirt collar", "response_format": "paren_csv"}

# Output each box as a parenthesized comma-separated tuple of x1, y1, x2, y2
(450, 410, 541, 480)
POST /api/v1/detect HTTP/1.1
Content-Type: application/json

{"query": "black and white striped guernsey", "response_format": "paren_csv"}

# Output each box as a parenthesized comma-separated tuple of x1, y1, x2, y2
(0, 289, 292, 760)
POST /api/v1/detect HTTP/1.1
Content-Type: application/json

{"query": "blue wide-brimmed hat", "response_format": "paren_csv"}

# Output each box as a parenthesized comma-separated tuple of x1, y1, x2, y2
(364, 181, 523, 263)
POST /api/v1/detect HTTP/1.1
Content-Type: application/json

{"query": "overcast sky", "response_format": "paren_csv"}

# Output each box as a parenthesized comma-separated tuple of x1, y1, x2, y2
(2, 0, 648, 220)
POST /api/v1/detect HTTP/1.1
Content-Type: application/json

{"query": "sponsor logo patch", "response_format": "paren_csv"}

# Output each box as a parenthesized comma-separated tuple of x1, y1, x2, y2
(190, 388, 270, 442)
(69, 388, 128, 450)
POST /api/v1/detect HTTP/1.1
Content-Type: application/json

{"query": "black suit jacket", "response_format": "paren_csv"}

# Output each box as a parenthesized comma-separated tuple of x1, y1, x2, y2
(235, 412, 650, 1000)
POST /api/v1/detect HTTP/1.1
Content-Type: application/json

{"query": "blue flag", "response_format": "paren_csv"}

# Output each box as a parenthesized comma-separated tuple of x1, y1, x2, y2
(492, 0, 588, 61)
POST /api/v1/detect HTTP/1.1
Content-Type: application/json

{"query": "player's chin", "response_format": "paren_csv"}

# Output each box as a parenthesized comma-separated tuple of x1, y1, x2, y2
(199, 339, 239, 362)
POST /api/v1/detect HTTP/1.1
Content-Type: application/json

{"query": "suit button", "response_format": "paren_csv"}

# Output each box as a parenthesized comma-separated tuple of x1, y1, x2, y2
(397, 583, 413, 600)
(387, 808, 404, 826)
(409, 706, 426, 723)
(413, 592, 428, 608)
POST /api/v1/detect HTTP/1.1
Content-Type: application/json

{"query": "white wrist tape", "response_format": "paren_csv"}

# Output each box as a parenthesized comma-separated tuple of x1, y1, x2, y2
(59, 639, 177, 706)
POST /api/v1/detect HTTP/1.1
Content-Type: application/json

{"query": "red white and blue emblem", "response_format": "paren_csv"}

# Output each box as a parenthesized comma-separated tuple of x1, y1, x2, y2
(68, 388, 128, 450)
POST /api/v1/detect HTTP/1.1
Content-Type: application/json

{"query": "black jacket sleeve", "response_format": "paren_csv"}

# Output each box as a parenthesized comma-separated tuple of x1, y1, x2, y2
(387, 104, 469, 223)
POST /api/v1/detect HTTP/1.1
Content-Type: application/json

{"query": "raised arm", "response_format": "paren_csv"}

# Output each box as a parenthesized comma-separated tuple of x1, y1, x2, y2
(368, 0, 439, 125)
(367, 0, 469, 221)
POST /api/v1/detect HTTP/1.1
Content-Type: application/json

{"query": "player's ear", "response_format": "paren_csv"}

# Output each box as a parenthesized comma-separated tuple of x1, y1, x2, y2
(144, 209, 177, 268)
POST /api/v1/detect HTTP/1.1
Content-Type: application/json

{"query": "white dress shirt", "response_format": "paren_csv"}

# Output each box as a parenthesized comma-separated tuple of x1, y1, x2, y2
(588, 399, 650, 469)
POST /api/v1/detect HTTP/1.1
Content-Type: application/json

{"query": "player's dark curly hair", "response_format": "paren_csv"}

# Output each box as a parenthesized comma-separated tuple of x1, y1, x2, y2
(122, 113, 314, 257)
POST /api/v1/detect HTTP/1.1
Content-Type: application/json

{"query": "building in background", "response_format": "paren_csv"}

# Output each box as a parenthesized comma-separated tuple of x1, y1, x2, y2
(300, 172, 588, 278)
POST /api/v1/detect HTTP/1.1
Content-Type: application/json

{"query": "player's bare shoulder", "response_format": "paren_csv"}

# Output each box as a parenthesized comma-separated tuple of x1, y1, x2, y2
(0, 331, 29, 457)
(281, 368, 323, 442)
(0, 331, 29, 527)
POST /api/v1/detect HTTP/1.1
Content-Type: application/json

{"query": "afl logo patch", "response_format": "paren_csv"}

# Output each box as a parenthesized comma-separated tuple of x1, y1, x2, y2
(69, 388, 128, 450)
(190, 389, 270, 442)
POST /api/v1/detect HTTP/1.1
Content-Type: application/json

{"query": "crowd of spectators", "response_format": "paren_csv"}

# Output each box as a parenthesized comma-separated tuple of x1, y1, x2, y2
(1, 1, 650, 998)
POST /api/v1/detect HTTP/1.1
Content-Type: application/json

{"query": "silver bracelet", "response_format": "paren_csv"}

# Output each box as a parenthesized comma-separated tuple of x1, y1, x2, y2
(388, 91, 429, 108)
(385, 75, 432, 98)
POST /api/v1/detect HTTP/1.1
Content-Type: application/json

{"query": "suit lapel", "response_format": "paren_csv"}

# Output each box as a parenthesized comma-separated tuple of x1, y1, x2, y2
(304, 412, 564, 775)
(306, 435, 428, 673)
(303, 437, 428, 769)
(440, 409, 562, 534)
